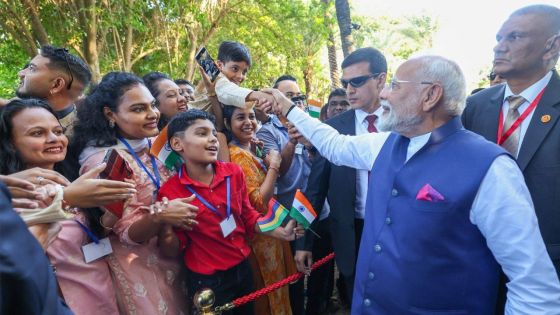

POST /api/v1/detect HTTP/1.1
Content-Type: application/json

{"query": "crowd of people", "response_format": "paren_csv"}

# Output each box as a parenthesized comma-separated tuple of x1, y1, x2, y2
(1, 3, 560, 315)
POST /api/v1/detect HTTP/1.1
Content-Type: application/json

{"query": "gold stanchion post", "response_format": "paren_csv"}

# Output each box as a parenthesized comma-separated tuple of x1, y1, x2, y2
(193, 288, 216, 315)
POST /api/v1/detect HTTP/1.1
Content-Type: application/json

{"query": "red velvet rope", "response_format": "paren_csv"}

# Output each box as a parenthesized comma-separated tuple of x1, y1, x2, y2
(231, 252, 335, 308)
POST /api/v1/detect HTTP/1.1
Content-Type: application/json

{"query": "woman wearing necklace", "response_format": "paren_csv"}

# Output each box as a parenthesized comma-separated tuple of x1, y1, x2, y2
(224, 105, 296, 315)
(72, 72, 193, 314)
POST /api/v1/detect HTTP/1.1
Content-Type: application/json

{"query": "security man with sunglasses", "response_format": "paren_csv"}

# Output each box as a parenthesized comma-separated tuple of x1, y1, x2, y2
(295, 47, 388, 306)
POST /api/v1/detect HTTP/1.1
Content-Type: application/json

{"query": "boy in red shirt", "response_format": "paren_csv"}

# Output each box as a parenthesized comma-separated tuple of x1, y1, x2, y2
(158, 110, 301, 314)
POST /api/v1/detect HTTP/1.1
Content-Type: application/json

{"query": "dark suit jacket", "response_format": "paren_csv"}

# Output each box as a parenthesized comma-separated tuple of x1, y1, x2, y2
(0, 182, 72, 314)
(295, 109, 359, 277)
(462, 70, 560, 276)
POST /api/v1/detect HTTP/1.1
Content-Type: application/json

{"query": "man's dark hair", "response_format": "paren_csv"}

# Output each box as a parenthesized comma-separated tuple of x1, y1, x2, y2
(143, 72, 171, 100)
(273, 75, 297, 88)
(341, 47, 387, 75)
(40, 45, 92, 88)
(174, 79, 193, 87)
(327, 88, 347, 104)
(167, 110, 216, 146)
(217, 41, 252, 66)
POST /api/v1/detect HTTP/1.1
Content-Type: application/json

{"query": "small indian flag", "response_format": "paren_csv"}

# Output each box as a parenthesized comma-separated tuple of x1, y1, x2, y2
(257, 198, 289, 232)
(307, 99, 322, 119)
(150, 126, 183, 171)
(289, 190, 317, 229)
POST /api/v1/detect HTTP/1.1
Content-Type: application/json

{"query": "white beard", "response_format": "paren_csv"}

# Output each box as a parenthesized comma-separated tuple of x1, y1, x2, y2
(377, 100, 422, 133)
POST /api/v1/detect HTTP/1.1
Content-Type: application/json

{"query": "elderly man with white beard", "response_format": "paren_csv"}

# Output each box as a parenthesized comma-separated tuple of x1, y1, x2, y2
(264, 55, 560, 314)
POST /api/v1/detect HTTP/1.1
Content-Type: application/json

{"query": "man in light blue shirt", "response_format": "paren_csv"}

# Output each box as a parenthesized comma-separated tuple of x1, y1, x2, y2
(264, 55, 560, 314)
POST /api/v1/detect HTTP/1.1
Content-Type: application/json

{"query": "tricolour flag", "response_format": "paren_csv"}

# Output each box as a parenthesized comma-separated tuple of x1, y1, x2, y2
(257, 198, 289, 232)
(289, 189, 317, 229)
(307, 99, 322, 119)
(150, 126, 183, 171)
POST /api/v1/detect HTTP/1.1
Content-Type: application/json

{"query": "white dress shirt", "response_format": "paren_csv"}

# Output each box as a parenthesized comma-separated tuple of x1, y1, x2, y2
(353, 107, 384, 219)
(502, 71, 552, 156)
(287, 106, 560, 314)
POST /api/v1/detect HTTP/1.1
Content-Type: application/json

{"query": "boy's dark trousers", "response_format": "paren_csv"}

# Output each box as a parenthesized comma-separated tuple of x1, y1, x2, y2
(187, 259, 255, 315)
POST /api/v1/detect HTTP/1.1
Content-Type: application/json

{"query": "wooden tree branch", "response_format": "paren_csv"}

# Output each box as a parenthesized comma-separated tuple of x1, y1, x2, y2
(21, 0, 50, 45)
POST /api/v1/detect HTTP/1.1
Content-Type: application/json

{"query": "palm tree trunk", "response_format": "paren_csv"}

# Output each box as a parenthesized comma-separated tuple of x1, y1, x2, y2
(335, 0, 354, 58)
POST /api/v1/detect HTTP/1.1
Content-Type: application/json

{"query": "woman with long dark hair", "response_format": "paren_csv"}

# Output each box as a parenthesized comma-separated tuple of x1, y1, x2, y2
(0, 98, 133, 314)
(72, 71, 189, 314)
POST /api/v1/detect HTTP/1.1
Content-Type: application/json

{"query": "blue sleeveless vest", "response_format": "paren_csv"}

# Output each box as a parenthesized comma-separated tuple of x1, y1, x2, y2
(352, 117, 508, 314)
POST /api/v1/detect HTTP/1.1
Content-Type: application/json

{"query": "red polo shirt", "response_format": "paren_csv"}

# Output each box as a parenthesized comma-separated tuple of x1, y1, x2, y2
(158, 161, 261, 275)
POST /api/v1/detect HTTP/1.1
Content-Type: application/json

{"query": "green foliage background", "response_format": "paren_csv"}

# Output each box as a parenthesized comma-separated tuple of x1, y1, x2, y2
(0, 0, 438, 100)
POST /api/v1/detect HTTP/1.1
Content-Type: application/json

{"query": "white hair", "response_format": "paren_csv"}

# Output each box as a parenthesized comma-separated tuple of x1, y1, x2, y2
(412, 55, 467, 116)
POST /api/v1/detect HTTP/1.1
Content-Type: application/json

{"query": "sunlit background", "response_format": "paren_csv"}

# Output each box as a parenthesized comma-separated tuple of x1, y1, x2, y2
(353, 0, 558, 89)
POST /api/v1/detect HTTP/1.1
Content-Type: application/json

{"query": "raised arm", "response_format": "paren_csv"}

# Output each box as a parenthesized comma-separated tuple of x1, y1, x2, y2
(264, 88, 388, 170)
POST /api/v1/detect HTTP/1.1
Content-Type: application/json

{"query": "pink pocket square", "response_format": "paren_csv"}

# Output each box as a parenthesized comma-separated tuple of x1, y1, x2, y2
(416, 184, 445, 202)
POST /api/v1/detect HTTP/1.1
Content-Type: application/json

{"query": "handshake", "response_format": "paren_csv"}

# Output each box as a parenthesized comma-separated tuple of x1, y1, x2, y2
(249, 88, 297, 117)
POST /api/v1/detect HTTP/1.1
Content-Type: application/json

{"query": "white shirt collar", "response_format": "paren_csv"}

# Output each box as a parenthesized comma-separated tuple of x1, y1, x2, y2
(355, 106, 383, 122)
(504, 71, 552, 103)
(406, 132, 431, 162)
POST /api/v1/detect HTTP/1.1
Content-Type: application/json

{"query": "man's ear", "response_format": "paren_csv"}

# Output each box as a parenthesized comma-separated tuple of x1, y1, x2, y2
(170, 136, 184, 153)
(543, 34, 560, 61)
(50, 76, 67, 95)
(375, 73, 387, 92)
(422, 84, 444, 112)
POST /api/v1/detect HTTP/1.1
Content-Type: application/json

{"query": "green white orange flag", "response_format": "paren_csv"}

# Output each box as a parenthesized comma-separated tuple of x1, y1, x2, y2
(289, 189, 317, 229)
(150, 126, 183, 171)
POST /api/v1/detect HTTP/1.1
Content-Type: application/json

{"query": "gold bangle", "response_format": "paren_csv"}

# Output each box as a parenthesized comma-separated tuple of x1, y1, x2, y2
(268, 166, 280, 173)
(207, 91, 217, 97)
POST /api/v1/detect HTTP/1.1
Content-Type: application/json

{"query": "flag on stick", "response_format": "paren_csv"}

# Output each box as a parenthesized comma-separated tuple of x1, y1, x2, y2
(257, 198, 289, 232)
(289, 190, 317, 229)
(150, 126, 183, 171)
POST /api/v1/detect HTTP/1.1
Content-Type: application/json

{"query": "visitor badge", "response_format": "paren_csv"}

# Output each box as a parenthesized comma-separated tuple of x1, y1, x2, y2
(82, 237, 113, 263)
(220, 215, 237, 238)
(295, 143, 304, 155)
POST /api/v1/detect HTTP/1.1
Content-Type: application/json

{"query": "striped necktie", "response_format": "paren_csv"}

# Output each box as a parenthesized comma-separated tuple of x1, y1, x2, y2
(501, 95, 526, 157)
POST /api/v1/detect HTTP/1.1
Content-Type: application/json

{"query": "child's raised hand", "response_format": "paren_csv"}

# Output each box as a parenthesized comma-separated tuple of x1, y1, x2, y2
(198, 65, 216, 96)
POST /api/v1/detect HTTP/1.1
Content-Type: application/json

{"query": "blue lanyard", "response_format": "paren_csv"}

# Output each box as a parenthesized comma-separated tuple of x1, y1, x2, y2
(117, 136, 160, 190)
(75, 219, 100, 244)
(179, 168, 230, 218)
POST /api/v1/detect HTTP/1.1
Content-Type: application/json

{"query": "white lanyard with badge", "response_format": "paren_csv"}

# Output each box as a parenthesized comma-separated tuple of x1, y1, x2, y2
(180, 168, 235, 238)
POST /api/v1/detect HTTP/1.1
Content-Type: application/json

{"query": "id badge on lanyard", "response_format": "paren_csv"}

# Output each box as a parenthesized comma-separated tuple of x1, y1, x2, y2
(182, 168, 235, 238)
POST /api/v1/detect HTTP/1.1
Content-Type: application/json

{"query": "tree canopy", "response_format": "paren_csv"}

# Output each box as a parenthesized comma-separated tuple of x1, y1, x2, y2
(0, 0, 438, 100)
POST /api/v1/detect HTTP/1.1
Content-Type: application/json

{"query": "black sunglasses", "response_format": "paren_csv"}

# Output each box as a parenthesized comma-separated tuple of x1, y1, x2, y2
(341, 73, 380, 89)
(54, 48, 74, 90)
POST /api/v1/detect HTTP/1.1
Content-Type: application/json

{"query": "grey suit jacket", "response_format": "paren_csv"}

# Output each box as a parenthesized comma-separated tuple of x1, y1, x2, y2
(462, 70, 560, 277)
(295, 109, 360, 277)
